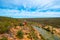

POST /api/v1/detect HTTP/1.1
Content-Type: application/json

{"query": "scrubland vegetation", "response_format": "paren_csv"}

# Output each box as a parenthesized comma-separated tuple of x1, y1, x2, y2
(0, 37, 8, 40)
(26, 18, 60, 28)
(16, 30, 24, 39)
(0, 16, 42, 40)
(0, 16, 60, 40)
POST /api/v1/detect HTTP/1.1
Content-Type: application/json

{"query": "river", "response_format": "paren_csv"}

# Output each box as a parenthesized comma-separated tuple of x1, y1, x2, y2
(32, 26, 60, 40)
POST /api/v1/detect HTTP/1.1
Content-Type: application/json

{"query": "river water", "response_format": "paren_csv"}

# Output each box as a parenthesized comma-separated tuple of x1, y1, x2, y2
(33, 26, 60, 40)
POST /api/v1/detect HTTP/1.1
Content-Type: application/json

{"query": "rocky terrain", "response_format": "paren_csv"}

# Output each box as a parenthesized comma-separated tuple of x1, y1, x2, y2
(0, 16, 60, 40)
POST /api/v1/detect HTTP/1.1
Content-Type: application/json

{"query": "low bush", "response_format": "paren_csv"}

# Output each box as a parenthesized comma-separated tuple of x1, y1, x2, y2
(0, 22, 10, 34)
(19, 23, 24, 26)
(16, 30, 24, 39)
(0, 37, 8, 40)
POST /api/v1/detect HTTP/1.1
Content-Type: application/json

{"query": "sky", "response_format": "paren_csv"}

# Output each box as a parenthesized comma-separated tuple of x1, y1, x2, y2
(0, 0, 60, 18)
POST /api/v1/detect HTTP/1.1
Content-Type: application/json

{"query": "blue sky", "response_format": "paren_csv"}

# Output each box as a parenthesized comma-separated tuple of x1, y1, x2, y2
(0, 0, 60, 18)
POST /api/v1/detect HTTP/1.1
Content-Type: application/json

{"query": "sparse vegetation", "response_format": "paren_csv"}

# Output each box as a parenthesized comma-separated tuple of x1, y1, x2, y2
(19, 23, 24, 26)
(27, 33, 32, 39)
(16, 30, 24, 39)
(0, 22, 10, 34)
(28, 26, 39, 40)
(0, 16, 60, 40)
(26, 18, 60, 28)
(0, 37, 8, 40)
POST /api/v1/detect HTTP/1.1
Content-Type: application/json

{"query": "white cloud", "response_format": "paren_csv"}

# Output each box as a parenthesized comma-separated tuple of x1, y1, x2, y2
(0, 0, 59, 10)
(0, 0, 60, 18)
(0, 9, 60, 18)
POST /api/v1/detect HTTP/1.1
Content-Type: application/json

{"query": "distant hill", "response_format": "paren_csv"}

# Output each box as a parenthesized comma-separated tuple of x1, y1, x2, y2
(0, 16, 60, 28)
(26, 18, 60, 28)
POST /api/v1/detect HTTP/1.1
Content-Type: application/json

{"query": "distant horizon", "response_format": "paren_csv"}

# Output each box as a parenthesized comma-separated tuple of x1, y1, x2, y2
(0, 16, 60, 19)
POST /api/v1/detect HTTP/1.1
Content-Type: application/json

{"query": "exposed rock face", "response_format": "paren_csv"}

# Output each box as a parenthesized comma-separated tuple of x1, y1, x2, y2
(53, 28, 60, 37)
(0, 25, 42, 40)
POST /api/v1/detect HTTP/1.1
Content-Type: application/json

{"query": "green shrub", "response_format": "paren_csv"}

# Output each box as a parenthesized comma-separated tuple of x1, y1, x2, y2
(0, 27, 9, 34)
(16, 30, 24, 39)
(19, 23, 24, 26)
(27, 33, 32, 39)
(0, 22, 10, 34)
(0, 37, 8, 40)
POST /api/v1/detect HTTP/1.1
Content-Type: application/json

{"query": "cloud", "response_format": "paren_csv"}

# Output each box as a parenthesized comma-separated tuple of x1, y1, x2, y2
(0, 0, 60, 18)
(0, 0, 60, 12)
(0, 9, 60, 18)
